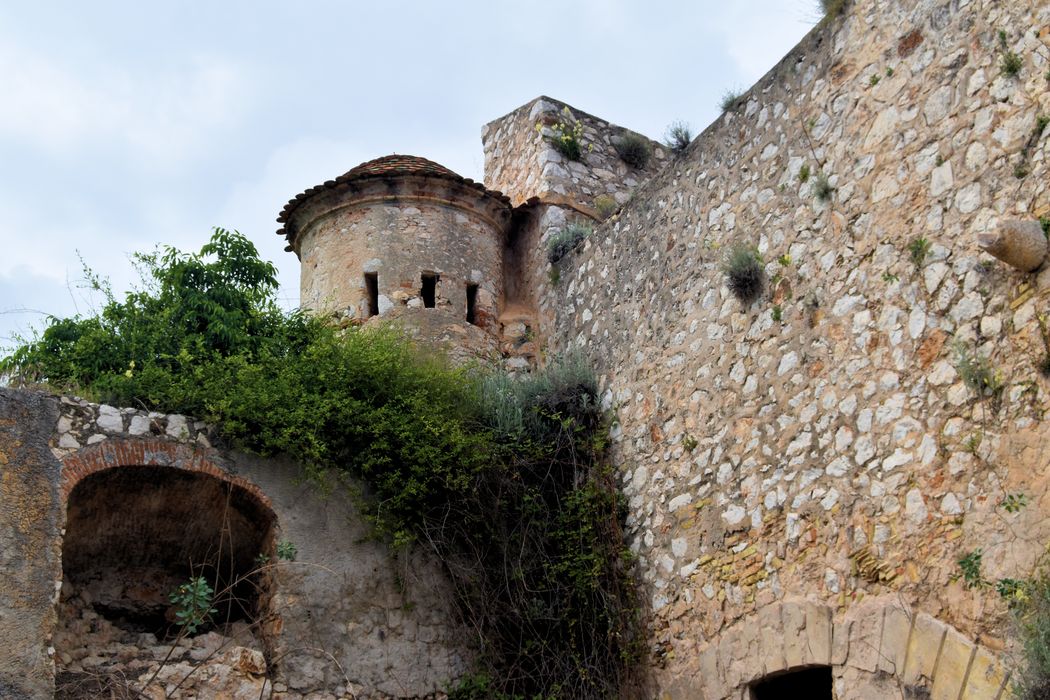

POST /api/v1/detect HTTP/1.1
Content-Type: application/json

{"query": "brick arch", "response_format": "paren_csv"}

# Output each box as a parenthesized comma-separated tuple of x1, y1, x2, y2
(691, 597, 1010, 700)
(60, 437, 272, 511)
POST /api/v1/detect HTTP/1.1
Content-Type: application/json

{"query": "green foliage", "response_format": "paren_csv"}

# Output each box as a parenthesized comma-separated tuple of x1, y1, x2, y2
(819, 0, 847, 20)
(954, 341, 1003, 400)
(1001, 493, 1029, 514)
(663, 120, 693, 154)
(681, 433, 698, 452)
(1009, 570, 1050, 699)
(882, 272, 900, 284)
(720, 89, 742, 112)
(2, 229, 642, 698)
(169, 577, 218, 634)
(777, 254, 792, 267)
(613, 132, 651, 169)
(771, 305, 783, 323)
(722, 244, 766, 305)
(999, 31, 1023, 77)
(869, 74, 880, 86)
(1037, 116, 1049, 137)
(812, 172, 833, 202)
(1041, 217, 1050, 239)
(537, 107, 587, 161)
(886, 67, 894, 77)
(956, 549, 988, 590)
(798, 163, 811, 183)
(907, 237, 932, 268)
(594, 194, 618, 220)
(547, 223, 592, 265)
(276, 539, 297, 561)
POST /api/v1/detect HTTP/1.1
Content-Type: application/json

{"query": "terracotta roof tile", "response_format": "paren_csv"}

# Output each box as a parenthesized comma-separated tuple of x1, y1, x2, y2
(276, 154, 509, 247)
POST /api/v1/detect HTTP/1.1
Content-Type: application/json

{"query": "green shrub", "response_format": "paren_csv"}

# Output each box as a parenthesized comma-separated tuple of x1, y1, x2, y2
(720, 89, 742, 112)
(2, 229, 643, 699)
(812, 172, 833, 202)
(999, 31, 1023, 77)
(798, 163, 811, 183)
(664, 120, 693, 154)
(1009, 570, 1050, 699)
(819, 0, 847, 19)
(537, 106, 586, 161)
(723, 244, 766, 304)
(613, 131, 651, 169)
(547, 223, 591, 264)
(594, 194, 618, 220)
(907, 237, 932, 268)
(954, 341, 1002, 399)
(169, 577, 218, 634)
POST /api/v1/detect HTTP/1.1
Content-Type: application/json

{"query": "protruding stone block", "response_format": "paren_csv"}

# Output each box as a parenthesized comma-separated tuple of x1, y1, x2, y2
(977, 219, 1048, 272)
(804, 602, 833, 666)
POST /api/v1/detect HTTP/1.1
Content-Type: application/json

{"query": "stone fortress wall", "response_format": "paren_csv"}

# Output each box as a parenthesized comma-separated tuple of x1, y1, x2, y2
(479, 0, 1050, 696)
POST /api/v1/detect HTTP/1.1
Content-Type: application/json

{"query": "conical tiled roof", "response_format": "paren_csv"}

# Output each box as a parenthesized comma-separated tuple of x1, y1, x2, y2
(276, 155, 509, 246)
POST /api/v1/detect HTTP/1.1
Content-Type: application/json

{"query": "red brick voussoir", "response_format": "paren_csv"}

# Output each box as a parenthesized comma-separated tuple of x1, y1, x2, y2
(59, 437, 272, 511)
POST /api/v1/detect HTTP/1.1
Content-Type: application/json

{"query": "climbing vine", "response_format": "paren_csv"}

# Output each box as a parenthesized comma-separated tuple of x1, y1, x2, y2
(1, 228, 645, 699)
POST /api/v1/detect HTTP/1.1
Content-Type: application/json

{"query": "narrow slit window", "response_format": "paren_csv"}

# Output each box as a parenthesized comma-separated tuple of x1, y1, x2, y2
(365, 273, 379, 317)
(421, 273, 438, 309)
(466, 283, 478, 324)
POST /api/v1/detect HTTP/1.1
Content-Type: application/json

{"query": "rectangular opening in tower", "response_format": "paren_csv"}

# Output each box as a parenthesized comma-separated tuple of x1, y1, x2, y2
(421, 273, 438, 308)
(365, 273, 379, 317)
(466, 283, 478, 324)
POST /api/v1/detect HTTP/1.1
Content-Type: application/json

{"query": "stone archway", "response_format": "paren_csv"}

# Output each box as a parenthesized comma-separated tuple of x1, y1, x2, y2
(54, 439, 278, 698)
(688, 597, 1010, 700)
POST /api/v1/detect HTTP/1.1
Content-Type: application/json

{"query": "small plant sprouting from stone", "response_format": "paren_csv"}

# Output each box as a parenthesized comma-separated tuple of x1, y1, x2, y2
(777, 254, 792, 267)
(1037, 115, 1050, 137)
(169, 576, 218, 634)
(1001, 492, 1029, 514)
(999, 31, 1022, 78)
(955, 549, 988, 590)
(613, 132, 651, 169)
(812, 172, 833, 202)
(798, 163, 811, 183)
(771, 305, 783, 323)
(869, 74, 880, 86)
(720, 89, 742, 113)
(953, 341, 1003, 400)
(663, 120, 692, 155)
(722, 244, 766, 305)
(1041, 217, 1050, 239)
(547, 223, 592, 265)
(819, 0, 847, 19)
(536, 107, 589, 161)
(277, 539, 298, 561)
(885, 67, 894, 77)
(1015, 162, 1031, 179)
(548, 267, 560, 286)
(681, 434, 698, 452)
(594, 194, 618, 220)
(254, 552, 270, 566)
(882, 271, 900, 283)
(963, 431, 982, 455)
(935, 154, 944, 167)
(907, 237, 931, 268)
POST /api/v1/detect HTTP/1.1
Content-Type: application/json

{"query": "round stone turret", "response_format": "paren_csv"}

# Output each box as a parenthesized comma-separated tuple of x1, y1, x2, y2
(277, 155, 512, 358)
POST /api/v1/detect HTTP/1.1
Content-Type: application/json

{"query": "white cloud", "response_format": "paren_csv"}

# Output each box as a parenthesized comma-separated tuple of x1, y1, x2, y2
(0, 33, 253, 169)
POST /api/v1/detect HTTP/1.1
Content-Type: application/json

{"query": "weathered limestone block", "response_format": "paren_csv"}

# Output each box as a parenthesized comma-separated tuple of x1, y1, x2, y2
(878, 602, 912, 676)
(960, 645, 1008, 700)
(930, 626, 975, 700)
(977, 220, 1048, 272)
(758, 603, 785, 676)
(903, 613, 947, 686)
(844, 598, 884, 672)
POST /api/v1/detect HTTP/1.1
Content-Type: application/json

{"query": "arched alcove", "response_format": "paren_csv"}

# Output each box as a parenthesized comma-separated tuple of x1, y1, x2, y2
(54, 441, 280, 697)
(61, 465, 276, 635)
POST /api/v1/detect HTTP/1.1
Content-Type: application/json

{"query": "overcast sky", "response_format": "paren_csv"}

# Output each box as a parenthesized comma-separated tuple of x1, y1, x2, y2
(0, 1, 820, 348)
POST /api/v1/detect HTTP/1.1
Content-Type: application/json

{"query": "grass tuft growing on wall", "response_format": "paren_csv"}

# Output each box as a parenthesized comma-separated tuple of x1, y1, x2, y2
(547, 222, 592, 264)
(613, 132, 651, 169)
(722, 244, 766, 304)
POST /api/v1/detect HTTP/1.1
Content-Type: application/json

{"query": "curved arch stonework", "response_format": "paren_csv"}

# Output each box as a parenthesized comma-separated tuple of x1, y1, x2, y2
(60, 437, 273, 511)
(673, 597, 1009, 700)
